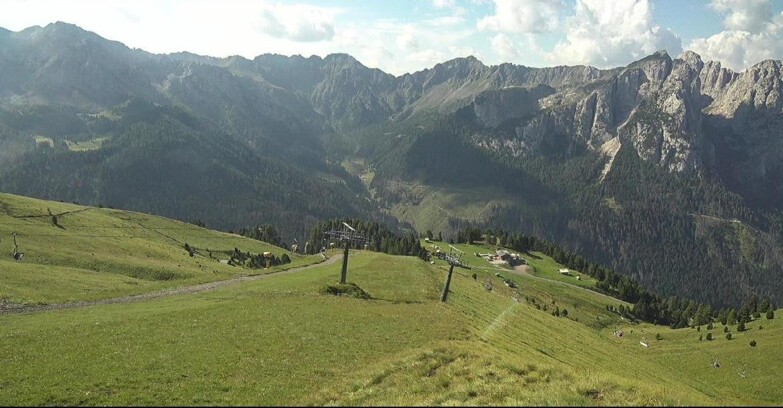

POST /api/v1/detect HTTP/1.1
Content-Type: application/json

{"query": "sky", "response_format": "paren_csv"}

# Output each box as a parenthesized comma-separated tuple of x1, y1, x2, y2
(2, 0, 783, 76)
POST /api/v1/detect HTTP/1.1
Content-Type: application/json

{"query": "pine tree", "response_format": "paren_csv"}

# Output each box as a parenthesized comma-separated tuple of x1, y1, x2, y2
(727, 309, 737, 325)
(738, 304, 751, 323)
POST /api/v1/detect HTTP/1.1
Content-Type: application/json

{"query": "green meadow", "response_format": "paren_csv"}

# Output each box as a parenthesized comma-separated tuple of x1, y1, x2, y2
(1, 194, 781, 406)
(0, 192, 319, 306)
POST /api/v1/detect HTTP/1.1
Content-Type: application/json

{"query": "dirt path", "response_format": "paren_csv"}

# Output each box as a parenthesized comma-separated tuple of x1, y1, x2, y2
(0, 254, 343, 316)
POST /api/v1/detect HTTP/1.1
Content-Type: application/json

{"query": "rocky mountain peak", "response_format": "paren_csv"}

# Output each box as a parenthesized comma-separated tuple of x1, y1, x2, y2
(676, 51, 704, 72)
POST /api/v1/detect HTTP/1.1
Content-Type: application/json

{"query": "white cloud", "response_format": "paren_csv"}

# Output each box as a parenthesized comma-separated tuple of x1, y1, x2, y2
(546, 0, 682, 68)
(477, 0, 561, 34)
(688, 0, 783, 71)
(396, 27, 421, 51)
(0, 0, 342, 58)
(491, 33, 519, 60)
(432, 0, 456, 9)
(408, 49, 448, 65)
(257, 3, 337, 42)
(710, 0, 773, 32)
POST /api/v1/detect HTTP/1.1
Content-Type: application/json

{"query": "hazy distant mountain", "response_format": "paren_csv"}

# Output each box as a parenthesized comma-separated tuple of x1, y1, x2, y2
(1, 22, 783, 307)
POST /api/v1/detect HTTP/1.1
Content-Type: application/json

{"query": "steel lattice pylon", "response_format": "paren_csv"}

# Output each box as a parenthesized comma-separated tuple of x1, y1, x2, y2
(440, 245, 464, 302)
(324, 222, 367, 284)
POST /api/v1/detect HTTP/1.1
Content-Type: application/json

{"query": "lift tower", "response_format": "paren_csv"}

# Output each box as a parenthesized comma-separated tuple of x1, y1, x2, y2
(441, 245, 465, 302)
(325, 222, 366, 284)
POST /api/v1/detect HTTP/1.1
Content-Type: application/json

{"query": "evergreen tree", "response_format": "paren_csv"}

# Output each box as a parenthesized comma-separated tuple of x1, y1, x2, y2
(738, 304, 751, 323)
(727, 309, 737, 325)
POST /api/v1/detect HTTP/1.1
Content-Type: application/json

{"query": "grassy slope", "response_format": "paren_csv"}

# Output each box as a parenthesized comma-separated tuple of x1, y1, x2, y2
(2, 246, 781, 405)
(381, 181, 518, 236)
(0, 193, 320, 305)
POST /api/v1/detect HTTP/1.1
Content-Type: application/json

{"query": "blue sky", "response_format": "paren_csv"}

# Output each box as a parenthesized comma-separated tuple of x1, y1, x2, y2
(2, 0, 783, 75)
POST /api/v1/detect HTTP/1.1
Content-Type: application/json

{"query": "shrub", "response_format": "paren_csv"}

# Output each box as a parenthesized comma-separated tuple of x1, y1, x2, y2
(472, 273, 477, 280)
(706, 333, 713, 341)
(322, 283, 371, 299)
(280, 253, 291, 264)
(562, 309, 568, 317)
(655, 333, 663, 341)
(767, 310, 775, 320)
(724, 326, 729, 333)
(737, 320, 746, 332)
(726, 333, 732, 340)
(697, 326, 701, 332)
(698, 335, 703, 341)
(707, 322, 714, 330)
(749, 340, 757, 347)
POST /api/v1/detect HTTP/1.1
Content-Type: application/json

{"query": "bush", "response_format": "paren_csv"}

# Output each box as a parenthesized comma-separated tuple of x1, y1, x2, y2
(749, 340, 757, 347)
(655, 333, 663, 341)
(726, 333, 732, 340)
(280, 253, 291, 264)
(724, 326, 729, 333)
(737, 320, 746, 332)
(472, 273, 477, 280)
(767, 310, 775, 320)
(699, 335, 703, 341)
(562, 309, 568, 317)
(322, 283, 371, 299)
(697, 326, 701, 332)
(706, 333, 713, 341)
(706, 322, 714, 330)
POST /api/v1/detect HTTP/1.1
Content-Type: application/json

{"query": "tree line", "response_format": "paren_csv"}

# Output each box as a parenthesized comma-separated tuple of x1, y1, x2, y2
(306, 218, 428, 261)
(455, 226, 775, 328)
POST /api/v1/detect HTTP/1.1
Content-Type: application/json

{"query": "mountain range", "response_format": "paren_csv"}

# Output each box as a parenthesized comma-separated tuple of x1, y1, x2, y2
(1, 22, 782, 308)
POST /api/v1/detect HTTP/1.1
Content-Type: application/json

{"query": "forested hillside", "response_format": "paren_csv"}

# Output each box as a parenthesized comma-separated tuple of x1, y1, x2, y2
(1, 22, 783, 308)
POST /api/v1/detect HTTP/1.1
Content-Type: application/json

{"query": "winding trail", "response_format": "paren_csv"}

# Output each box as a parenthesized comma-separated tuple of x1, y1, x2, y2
(0, 254, 343, 316)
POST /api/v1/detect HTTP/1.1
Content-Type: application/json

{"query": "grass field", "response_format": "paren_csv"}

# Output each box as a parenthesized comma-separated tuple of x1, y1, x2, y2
(1, 194, 781, 406)
(64, 137, 110, 151)
(0, 193, 321, 306)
